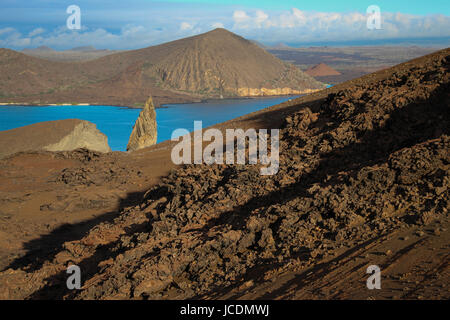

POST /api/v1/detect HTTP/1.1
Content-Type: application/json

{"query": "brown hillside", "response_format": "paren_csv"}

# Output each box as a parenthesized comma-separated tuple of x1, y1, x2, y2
(0, 29, 325, 106)
(0, 48, 448, 300)
(0, 119, 110, 158)
(0, 49, 93, 99)
(141, 28, 324, 96)
(305, 63, 342, 77)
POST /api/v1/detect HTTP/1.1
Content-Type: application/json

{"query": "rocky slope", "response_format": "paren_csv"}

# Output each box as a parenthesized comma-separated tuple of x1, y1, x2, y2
(0, 119, 111, 159)
(0, 48, 448, 300)
(127, 97, 158, 151)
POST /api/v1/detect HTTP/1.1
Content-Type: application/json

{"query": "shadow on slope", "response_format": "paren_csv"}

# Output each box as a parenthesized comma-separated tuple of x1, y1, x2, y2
(27, 75, 449, 299)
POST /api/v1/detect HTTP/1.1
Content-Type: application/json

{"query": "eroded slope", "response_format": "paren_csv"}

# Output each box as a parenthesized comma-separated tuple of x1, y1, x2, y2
(0, 49, 448, 300)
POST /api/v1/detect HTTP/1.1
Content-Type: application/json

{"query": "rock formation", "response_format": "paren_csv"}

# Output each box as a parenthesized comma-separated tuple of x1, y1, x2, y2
(237, 87, 320, 97)
(127, 96, 157, 151)
(0, 119, 111, 159)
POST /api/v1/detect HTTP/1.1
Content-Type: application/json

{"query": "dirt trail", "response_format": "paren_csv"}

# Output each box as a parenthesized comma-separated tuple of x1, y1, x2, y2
(0, 48, 448, 300)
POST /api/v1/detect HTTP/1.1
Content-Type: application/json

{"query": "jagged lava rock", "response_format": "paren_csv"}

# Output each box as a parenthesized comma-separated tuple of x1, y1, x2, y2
(127, 97, 157, 151)
(0, 119, 111, 159)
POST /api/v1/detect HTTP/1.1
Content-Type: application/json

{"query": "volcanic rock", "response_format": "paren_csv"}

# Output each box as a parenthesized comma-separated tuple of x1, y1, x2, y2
(57, 48, 446, 300)
(127, 96, 157, 151)
(0, 119, 111, 159)
(0, 48, 449, 300)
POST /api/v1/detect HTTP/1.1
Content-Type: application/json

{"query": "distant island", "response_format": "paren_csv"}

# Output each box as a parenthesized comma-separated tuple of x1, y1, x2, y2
(21, 46, 120, 62)
(0, 28, 325, 107)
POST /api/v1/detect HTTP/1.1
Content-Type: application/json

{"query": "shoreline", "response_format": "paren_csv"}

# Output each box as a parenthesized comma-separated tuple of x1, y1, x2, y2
(160, 93, 303, 107)
(0, 93, 305, 109)
(0, 102, 147, 109)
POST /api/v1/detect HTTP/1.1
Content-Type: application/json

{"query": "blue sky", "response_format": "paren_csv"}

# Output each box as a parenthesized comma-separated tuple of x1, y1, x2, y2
(161, 0, 450, 15)
(0, 0, 449, 50)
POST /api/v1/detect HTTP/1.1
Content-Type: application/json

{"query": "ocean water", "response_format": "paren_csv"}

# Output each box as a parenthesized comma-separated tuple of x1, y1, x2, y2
(0, 96, 297, 151)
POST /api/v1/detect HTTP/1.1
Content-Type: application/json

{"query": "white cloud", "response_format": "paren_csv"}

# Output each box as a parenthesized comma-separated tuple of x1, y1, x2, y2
(28, 27, 45, 37)
(0, 8, 449, 50)
(122, 25, 145, 36)
(0, 27, 15, 36)
(230, 8, 450, 43)
(212, 22, 224, 29)
(233, 10, 249, 24)
(233, 10, 271, 29)
(180, 22, 194, 31)
(255, 10, 269, 28)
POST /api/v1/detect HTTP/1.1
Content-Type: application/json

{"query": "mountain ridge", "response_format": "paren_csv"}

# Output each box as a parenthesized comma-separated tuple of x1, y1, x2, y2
(0, 29, 325, 106)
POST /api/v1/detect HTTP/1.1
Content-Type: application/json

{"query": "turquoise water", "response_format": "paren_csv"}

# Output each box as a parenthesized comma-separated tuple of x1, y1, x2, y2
(0, 96, 297, 151)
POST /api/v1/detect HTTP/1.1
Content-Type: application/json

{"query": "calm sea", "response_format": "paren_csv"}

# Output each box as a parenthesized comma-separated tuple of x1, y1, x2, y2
(0, 96, 297, 151)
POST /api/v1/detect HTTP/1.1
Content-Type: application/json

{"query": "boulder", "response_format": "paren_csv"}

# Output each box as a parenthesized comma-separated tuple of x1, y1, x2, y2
(0, 119, 111, 159)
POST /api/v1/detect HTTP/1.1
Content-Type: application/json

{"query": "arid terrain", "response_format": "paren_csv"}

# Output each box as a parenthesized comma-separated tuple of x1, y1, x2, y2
(269, 46, 444, 85)
(8, 35, 444, 108)
(0, 29, 324, 107)
(0, 48, 448, 300)
(305, 63, 342, 77)
(0, 119, 111, 159)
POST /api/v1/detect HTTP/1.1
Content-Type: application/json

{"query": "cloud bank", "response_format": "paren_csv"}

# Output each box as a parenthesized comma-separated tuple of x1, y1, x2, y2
(1, 7, 449, 50)
(230, 9, 450, 43)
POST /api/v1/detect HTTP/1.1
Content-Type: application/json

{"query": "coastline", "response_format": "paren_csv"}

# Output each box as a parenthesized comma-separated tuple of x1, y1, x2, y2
(0, 102, 148, 109)
(160, 93, 303, 107)
(0, 93, 306, 110)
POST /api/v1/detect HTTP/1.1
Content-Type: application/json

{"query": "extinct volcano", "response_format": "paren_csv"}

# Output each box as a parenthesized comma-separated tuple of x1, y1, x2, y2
(0, 29, 325, 106)
(139, 28, 325, 97)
